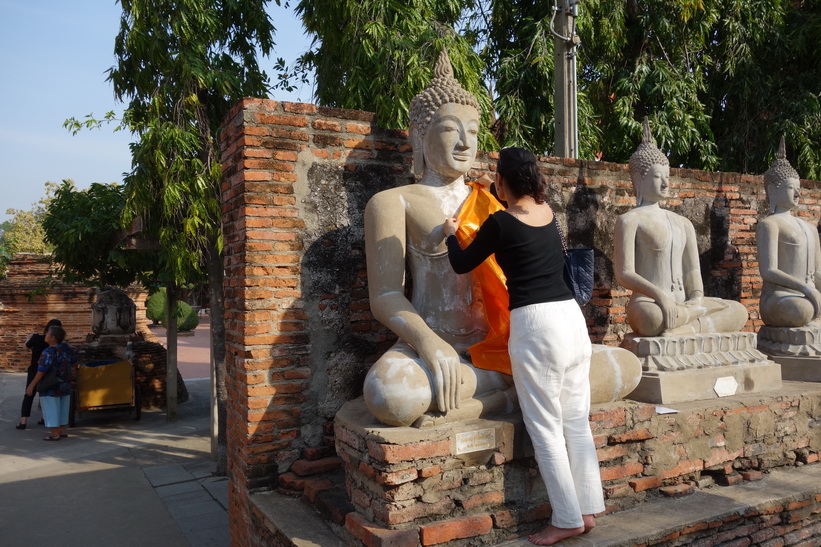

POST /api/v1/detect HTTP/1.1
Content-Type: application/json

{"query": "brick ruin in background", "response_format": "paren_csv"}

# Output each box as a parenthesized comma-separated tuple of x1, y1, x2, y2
(0, 253, 187, 407)
(219, 99, 821, 545)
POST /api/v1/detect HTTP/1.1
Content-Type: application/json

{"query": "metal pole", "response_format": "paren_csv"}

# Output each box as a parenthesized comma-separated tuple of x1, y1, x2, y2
(552, 0, 580, 159)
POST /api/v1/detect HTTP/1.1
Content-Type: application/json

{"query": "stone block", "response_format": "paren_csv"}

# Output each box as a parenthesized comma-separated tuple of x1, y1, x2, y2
(626, 361, 782, 404)
(622, 331, 771, 372)
(764, 355, 821, 382)
(758, 325, 821, 357)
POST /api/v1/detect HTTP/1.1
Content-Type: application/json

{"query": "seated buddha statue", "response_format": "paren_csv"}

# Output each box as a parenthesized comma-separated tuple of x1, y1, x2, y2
(362, 50, 516, 427)
(757, 137, 821, 328)
(614, 118, 748, 337)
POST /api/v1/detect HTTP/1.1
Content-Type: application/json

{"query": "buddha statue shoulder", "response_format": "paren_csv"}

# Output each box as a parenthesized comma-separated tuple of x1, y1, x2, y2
(757, 136, 821, 328)
(614, 118, 748, 337)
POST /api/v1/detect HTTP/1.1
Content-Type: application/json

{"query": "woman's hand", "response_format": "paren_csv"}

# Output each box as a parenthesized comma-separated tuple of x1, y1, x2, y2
(475, 173, 494, 187)
(443, 217, 460, 238)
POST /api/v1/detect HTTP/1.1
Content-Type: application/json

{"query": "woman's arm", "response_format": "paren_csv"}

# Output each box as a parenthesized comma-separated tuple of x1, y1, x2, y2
(444, 215, 500, 274)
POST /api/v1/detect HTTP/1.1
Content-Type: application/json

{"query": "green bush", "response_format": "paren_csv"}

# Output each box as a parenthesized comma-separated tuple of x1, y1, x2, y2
(175, 301, 199, 332)
(145, 287, 200, 332)
(146, 288, 166, 324)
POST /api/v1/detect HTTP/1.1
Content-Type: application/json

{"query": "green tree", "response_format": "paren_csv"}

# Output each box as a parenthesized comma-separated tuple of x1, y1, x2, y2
(105, 0, 275, 473)
(41, 181, 161, 287)
(294, 0, 821, 176)
(0, 182, 58, 277)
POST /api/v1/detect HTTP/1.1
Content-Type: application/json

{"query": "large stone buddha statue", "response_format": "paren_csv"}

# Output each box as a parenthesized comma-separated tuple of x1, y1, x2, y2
(756, 138, 821, 374)
(614, 118, 748, 338)
(757, 137, 821, 328)
(362, 51, 516, 427)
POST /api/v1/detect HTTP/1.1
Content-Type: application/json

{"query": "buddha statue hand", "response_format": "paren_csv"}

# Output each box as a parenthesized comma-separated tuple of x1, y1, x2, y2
(416, 335, 462, 413)
(656, 292, 679, 331)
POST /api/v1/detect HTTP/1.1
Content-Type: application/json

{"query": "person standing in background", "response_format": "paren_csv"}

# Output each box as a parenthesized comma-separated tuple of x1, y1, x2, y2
(26, 325, 75, 440)
(16, 318, 62, 430)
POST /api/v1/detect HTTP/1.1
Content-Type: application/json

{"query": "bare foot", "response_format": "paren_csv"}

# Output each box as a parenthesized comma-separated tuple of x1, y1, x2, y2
(583, 514, 596, 533)
(528, 525, 585, 545)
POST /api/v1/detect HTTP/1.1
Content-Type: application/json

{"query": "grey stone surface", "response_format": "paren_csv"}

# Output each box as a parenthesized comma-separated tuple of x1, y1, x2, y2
(0, 371, 227, 547)
(251, 490, 347, 547)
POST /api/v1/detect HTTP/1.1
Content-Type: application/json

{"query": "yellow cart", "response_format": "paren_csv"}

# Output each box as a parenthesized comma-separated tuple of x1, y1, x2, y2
(70, 360, 142, 426)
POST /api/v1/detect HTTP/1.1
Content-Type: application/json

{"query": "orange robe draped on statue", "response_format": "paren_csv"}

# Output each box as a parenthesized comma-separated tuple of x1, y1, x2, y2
(455, 181, 513, 376)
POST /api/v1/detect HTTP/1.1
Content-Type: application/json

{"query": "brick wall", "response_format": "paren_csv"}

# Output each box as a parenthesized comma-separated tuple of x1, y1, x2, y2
(0, 254, 149, 372)
(219, 99, 821, 545)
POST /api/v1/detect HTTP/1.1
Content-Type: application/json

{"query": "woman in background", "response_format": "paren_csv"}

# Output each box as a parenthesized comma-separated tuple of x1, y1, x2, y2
(26, 325, 75, 441)
(16, 318, 62, 430)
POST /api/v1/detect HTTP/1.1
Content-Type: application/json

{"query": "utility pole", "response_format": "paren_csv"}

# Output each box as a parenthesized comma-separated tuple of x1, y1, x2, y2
(552, 0, 581, 159)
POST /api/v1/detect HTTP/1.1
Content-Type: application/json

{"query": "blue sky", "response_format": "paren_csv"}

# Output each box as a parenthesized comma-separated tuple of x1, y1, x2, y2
(0, 1, 313, 224)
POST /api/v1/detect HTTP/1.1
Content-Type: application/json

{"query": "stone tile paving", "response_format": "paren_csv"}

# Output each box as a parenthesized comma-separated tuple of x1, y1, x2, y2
(145, 461, 229, 546)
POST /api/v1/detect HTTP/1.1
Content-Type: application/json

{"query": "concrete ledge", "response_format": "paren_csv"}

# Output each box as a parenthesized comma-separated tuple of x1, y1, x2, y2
(251, 491, 346, 547)
(498, 463, 821, 546)
(249, 463, 821, 546)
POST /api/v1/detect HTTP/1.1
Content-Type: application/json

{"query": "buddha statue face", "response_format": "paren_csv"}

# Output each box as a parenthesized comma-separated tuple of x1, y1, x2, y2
(421, 103, 480, 180)
(769, 177, 801, 212)
(634, 163, 670, 205)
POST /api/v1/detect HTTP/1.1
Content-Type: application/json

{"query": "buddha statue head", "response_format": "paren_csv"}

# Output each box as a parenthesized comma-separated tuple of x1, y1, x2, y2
(629, 117, 670, 206)
(408, 49, 481, 177)
(764, 136, 801, 214)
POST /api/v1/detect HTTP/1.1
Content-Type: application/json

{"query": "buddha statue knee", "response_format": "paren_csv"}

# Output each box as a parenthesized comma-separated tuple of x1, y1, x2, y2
(615, 118, 748, 337)
(757, 137, 821, 328)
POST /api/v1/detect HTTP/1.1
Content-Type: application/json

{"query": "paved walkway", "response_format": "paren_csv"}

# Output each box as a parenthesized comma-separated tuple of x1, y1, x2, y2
(0, 320, 226, 547)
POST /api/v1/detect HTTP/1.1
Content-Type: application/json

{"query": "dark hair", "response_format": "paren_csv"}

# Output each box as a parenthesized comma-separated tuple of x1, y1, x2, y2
(496, 147, 547, 203)
(47, 325, 66, 343)
(43, 319, 62, 334)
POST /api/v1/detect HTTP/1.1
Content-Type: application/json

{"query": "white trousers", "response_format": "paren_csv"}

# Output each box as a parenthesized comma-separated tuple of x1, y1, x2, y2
(508, 300, 605, 528)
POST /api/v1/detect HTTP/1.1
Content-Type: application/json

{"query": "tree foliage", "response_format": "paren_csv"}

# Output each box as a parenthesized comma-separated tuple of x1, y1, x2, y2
(106, 0, 276, 284)
(41, 181, 160, 287)
(294, 0, 821, 177)
(0, 182, 57, 277)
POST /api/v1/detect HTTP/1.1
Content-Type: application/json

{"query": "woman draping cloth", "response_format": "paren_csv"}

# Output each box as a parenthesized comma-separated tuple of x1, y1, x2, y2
(455, 181, 513, 375)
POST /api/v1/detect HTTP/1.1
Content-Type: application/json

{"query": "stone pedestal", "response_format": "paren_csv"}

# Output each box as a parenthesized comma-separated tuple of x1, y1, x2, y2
(758, 325, 821, 382)
(622, 332, 782, 404)
(335, 399, 547, 545)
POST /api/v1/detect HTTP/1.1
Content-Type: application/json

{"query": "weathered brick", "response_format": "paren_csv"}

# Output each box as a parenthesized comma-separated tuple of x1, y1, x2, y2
(420, 514, 493, 545)
(345, 512, 419, 547)
(290, 456, 342, 476)
(368, 439, 451, 463)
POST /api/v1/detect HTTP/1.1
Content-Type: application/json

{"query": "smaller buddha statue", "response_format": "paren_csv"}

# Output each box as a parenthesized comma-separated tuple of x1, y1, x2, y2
(614, 118, 748, 338)
(757, 137, 821, 328)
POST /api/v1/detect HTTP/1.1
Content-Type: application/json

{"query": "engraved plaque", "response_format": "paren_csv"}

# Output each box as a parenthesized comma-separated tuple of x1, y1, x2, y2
(455, 428, 496, 454)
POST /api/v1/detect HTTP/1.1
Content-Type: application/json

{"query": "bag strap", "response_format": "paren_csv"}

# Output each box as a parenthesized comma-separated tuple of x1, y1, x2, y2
(551, 207, 569, 255)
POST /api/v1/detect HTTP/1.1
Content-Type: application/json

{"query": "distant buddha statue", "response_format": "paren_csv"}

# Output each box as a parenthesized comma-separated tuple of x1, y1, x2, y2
(362, 50, 516, 427)
(757, 137, 821, 328)
(614, 118, 748, 337)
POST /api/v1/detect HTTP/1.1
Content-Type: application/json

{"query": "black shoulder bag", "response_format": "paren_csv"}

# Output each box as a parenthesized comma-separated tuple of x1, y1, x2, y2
(555, 220, 595, 306)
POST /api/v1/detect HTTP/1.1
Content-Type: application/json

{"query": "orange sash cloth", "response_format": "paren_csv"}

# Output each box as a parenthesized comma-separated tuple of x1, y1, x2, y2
(455, 182, 513, 376)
